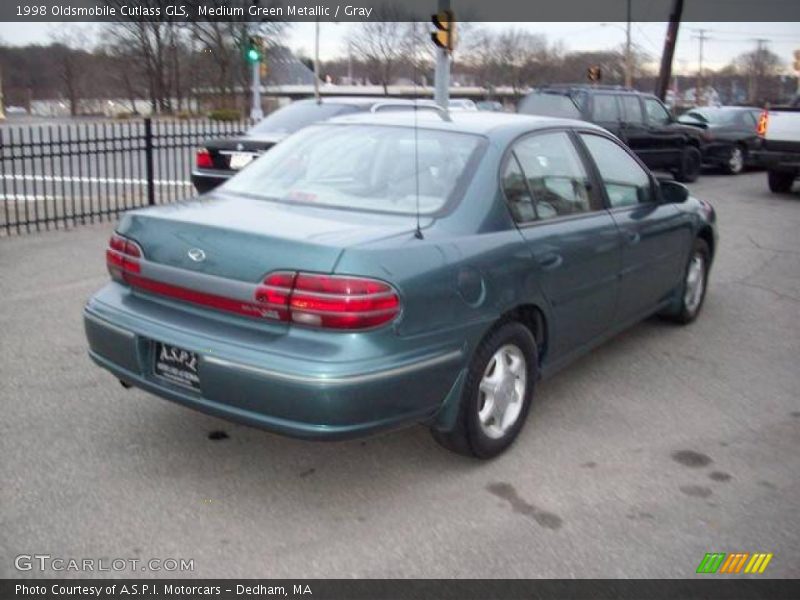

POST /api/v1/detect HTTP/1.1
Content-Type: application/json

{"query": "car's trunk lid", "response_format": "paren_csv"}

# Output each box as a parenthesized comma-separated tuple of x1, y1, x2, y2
(203, 133, 286, 171)
(118, 194, 421, 283)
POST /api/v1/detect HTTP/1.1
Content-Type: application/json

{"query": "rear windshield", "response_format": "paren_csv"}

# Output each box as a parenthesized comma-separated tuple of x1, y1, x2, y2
(518, 92, 582, 119)
(223, 124, 485, 215)
(248, 102, 357, 135)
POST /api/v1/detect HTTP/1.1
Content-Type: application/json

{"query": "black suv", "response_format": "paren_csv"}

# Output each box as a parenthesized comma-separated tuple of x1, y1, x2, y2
(518, 85, 704, 182)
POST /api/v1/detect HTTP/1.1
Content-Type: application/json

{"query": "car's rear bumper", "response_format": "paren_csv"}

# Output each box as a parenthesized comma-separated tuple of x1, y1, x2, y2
(191, 169, 232, 194)
(755, 150, 800, 172)
(84, 285, 468, 440)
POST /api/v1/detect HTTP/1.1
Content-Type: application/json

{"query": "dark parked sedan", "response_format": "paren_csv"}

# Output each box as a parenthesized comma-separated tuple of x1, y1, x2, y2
(86, 112, 717, 458)
(192, 97, 441, 193)
(678, 106, 763, 174)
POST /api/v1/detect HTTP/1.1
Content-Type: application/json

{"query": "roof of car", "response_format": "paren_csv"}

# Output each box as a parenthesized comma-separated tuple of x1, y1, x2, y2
(686, 105, 759, 111)
(325, 110, 605, 137)
(535, 84, 643, 95)
(294, 96, 432, 107)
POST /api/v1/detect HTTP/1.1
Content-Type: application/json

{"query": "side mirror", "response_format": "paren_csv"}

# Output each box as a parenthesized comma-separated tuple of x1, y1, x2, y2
(659, 179, 689, 204)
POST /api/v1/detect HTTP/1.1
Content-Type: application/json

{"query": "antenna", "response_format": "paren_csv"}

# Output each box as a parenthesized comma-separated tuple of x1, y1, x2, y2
(412, 20, 423, 240)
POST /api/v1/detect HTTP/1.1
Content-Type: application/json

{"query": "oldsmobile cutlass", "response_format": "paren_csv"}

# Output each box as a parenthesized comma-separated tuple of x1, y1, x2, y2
(84, 111, 717, 458)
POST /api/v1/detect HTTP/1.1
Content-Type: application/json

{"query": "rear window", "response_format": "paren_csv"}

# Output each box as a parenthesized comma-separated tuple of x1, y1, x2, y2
(518, 93, 582, 119)
(222, 124, 485, 215)
(248, 102, 357, 135)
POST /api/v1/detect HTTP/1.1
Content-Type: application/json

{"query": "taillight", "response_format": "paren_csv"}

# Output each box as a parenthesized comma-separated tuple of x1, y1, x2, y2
(757, 111, 768, 137)
(253, 271, 295, 323)
(106, 234, 142, 281)
(256, 272, 400, 330)
(196, 148, 213, 169)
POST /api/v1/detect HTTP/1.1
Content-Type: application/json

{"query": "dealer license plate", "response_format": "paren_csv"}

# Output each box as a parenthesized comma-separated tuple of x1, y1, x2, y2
(154, 342, 201, 390)
(228, 152, 255, 170)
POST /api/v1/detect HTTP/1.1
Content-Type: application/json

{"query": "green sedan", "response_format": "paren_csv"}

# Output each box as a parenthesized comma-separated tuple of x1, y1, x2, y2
(84, 111, 717, 458)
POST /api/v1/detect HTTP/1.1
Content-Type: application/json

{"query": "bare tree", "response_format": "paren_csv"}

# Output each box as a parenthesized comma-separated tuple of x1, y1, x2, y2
(734, 45, 783, 104)
(462, 27, 558, 95)
(185, 1, 286, 109)
(346, 7, 414, 93)
(50, 26, 93, 116)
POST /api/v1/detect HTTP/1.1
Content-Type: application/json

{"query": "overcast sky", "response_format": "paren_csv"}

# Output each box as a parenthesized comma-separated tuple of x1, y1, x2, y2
(1, 21, 799, 74)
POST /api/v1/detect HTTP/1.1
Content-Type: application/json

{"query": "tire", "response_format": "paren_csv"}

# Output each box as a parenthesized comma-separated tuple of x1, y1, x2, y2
(767, 169, 795, 194)
(674, 146, 702, 183)
(663, 238, 710, 324)
(431, 322, 538, 459)
(723, 144, 745, 175)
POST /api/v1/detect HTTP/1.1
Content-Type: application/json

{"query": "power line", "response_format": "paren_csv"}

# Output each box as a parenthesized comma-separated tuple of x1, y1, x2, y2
(692, 28, 710, 103)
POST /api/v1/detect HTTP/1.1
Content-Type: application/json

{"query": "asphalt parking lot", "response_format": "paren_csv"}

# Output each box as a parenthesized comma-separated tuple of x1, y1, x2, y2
(1, 171, 798, 579)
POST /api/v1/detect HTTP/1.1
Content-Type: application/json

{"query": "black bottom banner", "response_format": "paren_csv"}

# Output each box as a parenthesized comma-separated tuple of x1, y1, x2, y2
(3, 579, 800, 600)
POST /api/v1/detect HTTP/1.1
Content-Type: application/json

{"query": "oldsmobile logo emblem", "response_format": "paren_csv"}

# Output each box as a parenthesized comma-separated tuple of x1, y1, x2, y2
(187, 248, 206, 262)
(236, 142, 244, 151)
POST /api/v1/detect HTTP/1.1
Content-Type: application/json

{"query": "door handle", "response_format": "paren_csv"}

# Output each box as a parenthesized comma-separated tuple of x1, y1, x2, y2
(537, 253, 563, 270)
(626, 231, 641, 245)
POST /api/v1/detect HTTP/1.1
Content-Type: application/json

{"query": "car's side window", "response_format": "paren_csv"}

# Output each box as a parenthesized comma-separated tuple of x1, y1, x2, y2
(506, 131, 592, 222)
(592, 94, 620, 122)
(620, 95, 644, 124)
(580, 134, 653, 208)
(502, 156, 537, 222)
(643, 98, 671, 126)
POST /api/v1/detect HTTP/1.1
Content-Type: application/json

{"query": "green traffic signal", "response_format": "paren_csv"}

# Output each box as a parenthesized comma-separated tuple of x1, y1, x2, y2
(245, 36, 263, 63)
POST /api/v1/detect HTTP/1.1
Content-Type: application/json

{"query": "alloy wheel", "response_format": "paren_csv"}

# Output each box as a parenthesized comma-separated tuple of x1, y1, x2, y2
(684, 253, 706, 315)
(477, 344, 527, 440)
(728, 147, 744, 174)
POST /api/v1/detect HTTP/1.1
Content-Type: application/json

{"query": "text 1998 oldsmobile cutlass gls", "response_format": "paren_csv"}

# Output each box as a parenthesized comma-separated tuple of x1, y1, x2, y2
(84, 112, 717, 458)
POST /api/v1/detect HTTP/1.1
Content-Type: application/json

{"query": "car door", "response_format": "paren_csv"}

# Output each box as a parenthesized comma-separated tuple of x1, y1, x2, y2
(502, 129, 622, 361)
(578, 132, 694, 324)
(642, 96, 683, 168)
(618, 94, 651, 165)
(590, 93, 623, 137)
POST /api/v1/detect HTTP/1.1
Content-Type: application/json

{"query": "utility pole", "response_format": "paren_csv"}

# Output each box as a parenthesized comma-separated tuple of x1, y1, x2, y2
(655, 0, 683, 102)
(347, 41, 353, 84)
(0, 64, 5, 121)
(750, 38, 769, 104)
(313, 19, 321, 103)
(433, 0, 451, 109)
(250, 58, 263, 121)
(624, 0, 633, 88)
(248, 1, 263, 121)
(692, 28, 709, 106)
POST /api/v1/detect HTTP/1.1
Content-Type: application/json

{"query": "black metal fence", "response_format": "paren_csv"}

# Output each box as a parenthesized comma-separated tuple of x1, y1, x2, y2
(0, 117, 249, 235)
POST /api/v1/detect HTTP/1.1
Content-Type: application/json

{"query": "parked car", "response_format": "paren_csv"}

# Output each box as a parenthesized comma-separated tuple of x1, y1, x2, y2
(85, 112, 717, 459)
(754, 101, 800, 193)
(448, 98, 479, 111)
(476, 100, 505, 112)
(192, 97, 442, 193)
(677, 106, 763, 174)
(518, 85, 705, 182)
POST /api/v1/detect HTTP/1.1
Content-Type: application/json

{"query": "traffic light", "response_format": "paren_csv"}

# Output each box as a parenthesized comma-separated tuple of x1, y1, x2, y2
(794, 49, 800, 72)
(587, 65, 602, 83)
(431, 10, 457, 52)
(245, 36, 263, 64)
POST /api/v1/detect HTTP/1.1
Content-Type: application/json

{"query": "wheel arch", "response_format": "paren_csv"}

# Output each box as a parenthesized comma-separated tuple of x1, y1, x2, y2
(697, 225, 715, 260)
(497, 303, 549, 368)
